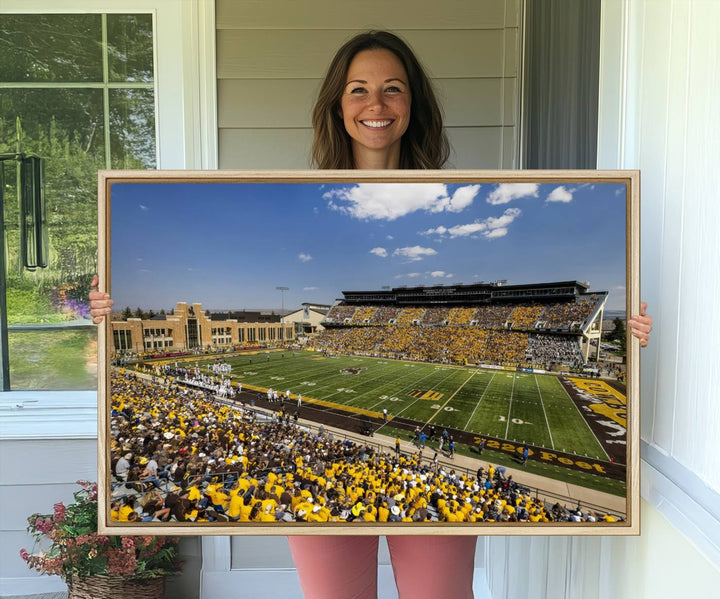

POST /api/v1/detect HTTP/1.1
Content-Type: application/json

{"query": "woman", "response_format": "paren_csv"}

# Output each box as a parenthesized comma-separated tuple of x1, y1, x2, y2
(90, 30, 653, 599)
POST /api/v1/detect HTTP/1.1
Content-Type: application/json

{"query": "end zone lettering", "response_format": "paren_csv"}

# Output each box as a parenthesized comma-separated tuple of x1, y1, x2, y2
(482, 439, 607, 474)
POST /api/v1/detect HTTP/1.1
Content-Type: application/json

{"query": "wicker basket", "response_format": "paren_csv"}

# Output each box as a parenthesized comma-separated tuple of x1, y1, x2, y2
(67, 575, 165, 599)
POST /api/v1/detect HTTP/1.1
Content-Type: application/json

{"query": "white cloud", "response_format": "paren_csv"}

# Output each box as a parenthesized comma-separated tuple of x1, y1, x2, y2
(423, 208, 522, 240)
(487, 183, 539, 205)
(421, 225, 447, 236)
(430, 271, 453, 278)
(485, 228, 508, 238)
(445, 222, 488, 237)
(393, 246, 437, 262)
(303, 286, 319, 291)
(546, 186, 574, 203)
(298, 253, 312, 262)
(370, 247, 388, 258)
(386, 235, 394, 240)
(323, 183, 480, 220)
(484, 208, 522, 230)
(139, 204, 149, 211)
(429, 184, 481, 213)
(395, 272, 422, 279)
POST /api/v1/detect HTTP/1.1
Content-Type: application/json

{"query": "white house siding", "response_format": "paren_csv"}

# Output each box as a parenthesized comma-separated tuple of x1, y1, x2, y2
(216, 0, 522, 169)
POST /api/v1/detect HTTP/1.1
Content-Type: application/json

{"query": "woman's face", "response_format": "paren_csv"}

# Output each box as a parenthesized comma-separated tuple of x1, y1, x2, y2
(340, 48, 411, 167)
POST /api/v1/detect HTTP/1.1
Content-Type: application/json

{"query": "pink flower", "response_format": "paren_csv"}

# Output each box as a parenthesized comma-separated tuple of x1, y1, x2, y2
(53, 503, 66, 522)
(107, 548, 137, 576)
(19, 548, 29, 562)
(121, 537, 135, 550)
(34, 519, 54, 534)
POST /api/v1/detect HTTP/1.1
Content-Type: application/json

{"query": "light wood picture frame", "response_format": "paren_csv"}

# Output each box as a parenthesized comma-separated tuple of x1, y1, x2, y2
(97, 169, 640, 536)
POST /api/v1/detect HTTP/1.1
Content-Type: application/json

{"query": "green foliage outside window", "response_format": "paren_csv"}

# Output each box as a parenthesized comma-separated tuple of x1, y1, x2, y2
(0, 13, 156, 389)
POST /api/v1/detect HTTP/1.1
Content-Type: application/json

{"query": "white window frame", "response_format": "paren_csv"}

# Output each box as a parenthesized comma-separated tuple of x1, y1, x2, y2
(0, 0, 217, 434)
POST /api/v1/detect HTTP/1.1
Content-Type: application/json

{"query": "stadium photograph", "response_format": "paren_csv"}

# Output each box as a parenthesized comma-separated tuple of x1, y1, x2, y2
(99, 171, 639, 534)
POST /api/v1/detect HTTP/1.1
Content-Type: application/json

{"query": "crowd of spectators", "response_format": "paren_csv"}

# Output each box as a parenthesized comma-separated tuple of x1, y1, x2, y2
(421, 307, 449, 325)
(395, 307, 425, 324)
(507, 305, 546, 329)
(325, 300, 601, 331)
(311, 326, 536, 366)
(110, 372, 614, 524)
(326, 305, 358, 322)
(350, 306, 377, 323)
(445, 307, 478, 325)
(369, 306, 402, 324)
(473, 305, 514, 328)
(537, 300, 596, 331)
(526, 335, 585, 370)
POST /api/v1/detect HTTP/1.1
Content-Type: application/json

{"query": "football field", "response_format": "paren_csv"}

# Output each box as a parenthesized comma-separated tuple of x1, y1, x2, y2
(182, 350, 610, 461)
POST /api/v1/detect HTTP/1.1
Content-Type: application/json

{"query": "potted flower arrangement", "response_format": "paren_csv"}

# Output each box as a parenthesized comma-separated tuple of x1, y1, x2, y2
(20, 481, 182, 599)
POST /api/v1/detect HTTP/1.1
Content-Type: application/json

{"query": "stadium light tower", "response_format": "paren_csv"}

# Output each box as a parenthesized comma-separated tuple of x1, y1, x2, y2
(276, 286, 289, 341)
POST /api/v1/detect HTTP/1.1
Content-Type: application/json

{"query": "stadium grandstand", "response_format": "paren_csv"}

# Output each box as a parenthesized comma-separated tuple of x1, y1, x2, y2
(317, 281, 607, 370)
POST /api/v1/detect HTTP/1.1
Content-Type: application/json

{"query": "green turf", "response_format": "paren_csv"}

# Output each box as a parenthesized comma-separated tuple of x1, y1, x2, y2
(162, 350, 610, 460)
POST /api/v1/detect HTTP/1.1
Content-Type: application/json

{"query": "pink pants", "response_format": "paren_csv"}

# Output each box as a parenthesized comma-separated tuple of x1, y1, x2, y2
(287, 535, 476, 599)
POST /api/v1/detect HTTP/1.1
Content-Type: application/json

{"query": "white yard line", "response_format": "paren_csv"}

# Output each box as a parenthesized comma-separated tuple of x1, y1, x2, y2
(462, 372, 497, 431)
(422, 370, 477, 426)
(269, 356, 405, 399)
(504, 373, 516, 438)
(555, 377, 609, 460)
(534, 375, 555, 449)
(391, 368, 470, 421)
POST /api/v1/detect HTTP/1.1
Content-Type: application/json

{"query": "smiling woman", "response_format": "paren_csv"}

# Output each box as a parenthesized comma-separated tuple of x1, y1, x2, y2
(311, 30, 448, 170)
(340, 48, 412, 169)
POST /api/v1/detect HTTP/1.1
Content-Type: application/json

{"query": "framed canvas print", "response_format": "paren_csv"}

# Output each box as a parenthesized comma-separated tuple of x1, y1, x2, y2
(97, 170, 640, 535)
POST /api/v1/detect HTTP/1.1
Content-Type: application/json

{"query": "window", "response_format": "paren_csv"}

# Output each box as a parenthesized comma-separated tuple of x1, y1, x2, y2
(0, 13, 156, 390)
(113, 329, 132, 351)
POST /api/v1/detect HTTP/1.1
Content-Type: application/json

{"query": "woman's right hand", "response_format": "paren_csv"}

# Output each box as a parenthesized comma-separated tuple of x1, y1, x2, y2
(89, 274, 114, 324)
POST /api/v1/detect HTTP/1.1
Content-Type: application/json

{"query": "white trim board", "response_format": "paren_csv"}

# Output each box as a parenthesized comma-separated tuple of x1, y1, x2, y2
(641, 442, 720, 569)
(0, 392, 96, 440)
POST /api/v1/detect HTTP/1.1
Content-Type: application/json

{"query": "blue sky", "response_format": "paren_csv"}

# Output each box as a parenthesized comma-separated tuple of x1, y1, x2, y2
(111, 180, 628, 312)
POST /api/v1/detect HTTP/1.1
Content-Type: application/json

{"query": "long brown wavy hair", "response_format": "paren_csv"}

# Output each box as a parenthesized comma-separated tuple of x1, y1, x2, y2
(311, 31, 449, 170)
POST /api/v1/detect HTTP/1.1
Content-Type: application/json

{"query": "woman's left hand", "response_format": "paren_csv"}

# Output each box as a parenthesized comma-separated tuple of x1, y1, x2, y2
(627, 301, 653, 348)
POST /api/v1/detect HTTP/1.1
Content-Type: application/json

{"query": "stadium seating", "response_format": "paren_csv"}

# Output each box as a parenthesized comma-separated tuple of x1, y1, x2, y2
(111, 371, 597, 524)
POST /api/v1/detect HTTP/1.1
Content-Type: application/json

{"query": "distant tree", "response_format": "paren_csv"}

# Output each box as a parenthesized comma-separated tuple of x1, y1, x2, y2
(122, 306, 132, 321)
(147, 309, 156, 319)
(610, 318, 627, 353)
(159, 309, 166, 316)
(134, 307, 144, 319)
